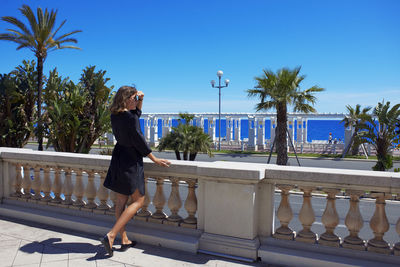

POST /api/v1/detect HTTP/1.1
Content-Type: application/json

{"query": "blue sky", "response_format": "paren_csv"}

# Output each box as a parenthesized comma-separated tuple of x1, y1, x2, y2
(1, 0, 399, 114)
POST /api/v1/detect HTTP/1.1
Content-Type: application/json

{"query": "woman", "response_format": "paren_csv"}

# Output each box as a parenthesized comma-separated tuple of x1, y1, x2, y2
(101, 85, 171, 257)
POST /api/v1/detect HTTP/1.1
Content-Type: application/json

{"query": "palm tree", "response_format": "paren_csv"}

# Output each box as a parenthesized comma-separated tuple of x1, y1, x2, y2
(359, 101, 400, 171)
(247, 67, 324, 165)
(340, 104, 372, 157)
(158, 113, 213, 161)
(0, 5, 81, 150)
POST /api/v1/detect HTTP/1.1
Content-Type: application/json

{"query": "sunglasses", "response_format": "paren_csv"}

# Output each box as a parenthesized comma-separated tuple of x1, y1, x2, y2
(131, 95, 139, 101)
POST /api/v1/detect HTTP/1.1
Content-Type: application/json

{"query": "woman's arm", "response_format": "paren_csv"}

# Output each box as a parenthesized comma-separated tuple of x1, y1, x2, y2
(137, 91, 144, 110)
(147, 153, 171, 167)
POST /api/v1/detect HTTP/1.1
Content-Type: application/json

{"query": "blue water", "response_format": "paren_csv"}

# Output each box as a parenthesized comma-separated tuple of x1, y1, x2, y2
(140, 119, 345, 143)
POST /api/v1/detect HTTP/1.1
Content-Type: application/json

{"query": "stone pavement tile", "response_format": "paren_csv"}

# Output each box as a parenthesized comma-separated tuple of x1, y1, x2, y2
(95, 259, 126, 266)
(13, 240, 43, 266)
(0, 238, 21, 248)
(40, 260, 68, 267)
(12, 264, 40, 267)
(0, 234, 20, 242)
(68, 257, 97, 267)
(0, 240, 20, 267)
(40, 245, 69, 263)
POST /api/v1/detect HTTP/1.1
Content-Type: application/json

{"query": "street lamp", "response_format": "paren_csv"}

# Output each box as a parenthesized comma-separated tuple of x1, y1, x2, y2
(210, 70, 230, 151)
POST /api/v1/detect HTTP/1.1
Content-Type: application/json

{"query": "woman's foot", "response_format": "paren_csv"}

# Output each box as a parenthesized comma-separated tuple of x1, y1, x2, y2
(120, 240, 137, 251)
(100, 234, 114, 257)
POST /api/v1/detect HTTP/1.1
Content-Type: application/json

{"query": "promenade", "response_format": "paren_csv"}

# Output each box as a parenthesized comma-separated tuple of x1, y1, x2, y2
(0, 217, 263, 267)
(1, 148, 399, 267)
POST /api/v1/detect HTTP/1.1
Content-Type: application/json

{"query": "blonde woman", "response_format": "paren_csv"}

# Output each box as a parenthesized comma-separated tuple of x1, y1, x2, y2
(101, 86, 171, 257)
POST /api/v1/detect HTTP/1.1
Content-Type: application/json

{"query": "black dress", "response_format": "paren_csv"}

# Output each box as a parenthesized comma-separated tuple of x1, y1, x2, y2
(103, 108, 152, 196)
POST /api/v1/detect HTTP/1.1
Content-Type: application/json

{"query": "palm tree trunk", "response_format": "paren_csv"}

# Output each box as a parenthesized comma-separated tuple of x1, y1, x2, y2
(174, 150, 181, 160)
(36, 56, 44, 151)
(183, 151, 188, 160)
(276, 103, 288, 165)
(189, 152, 197, 161)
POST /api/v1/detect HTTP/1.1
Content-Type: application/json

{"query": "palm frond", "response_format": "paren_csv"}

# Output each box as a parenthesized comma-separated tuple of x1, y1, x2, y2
(1, 16, 32, 36)
(19, 5, 39, 38)
(54, 30, 82, 42)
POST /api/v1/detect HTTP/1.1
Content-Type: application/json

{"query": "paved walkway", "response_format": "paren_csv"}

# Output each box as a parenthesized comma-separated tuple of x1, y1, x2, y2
(0, 217, 265, 267)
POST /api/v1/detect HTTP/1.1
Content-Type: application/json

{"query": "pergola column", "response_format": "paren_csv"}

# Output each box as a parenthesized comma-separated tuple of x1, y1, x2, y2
(248, 116, 256, 151)
(256, 118, 265, 150)
(234, 118, 241, 141)
(226, 117, 233, 142)
(208, 117, 216, 142)
(149, 116, 158, 147)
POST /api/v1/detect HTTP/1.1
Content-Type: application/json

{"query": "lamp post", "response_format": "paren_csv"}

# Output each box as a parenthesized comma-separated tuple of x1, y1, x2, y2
(211, 70, 230, 151)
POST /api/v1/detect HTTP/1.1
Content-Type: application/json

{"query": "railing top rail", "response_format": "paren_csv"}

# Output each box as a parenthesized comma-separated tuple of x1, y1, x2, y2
(263, 164, 400, 193)
(1, 147, 399, 191)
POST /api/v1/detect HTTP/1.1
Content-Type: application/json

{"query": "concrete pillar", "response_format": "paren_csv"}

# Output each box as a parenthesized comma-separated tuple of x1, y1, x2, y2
(296, 118, 303, 144)
(257, 118, 265, 150)
(289, 118, 295, 145)
(248, 116, 256, 151)
(144, 118, 151, 141)
(208, 117, 216, 142)
(149, 117, 158, 147)
(198, 116, 204, 130)
(162, 117, 172, 138)
(303, 119, 308, 143)
(270, 117, 276, 148)
(234, 119, 241, 141)
(226, 117, 233, 142)
(197, 165, 273, 260)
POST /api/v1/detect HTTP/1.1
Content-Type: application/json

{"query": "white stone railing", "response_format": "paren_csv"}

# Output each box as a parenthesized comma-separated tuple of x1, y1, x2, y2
(261, 165, 400, 257)
(0, 148, 198, 229)
(0, 147, 399, 265)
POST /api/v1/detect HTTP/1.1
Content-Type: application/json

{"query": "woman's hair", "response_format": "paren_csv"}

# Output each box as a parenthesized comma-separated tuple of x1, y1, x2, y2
(110, 85, 137, 114)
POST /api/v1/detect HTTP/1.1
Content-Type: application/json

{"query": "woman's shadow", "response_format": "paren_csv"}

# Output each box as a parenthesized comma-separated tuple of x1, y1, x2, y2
(19, 237, 110, 260)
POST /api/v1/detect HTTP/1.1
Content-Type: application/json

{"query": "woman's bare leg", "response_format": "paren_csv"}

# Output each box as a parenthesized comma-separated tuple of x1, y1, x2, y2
(114, 193, 130, 244)
(107, 189, 145, 247)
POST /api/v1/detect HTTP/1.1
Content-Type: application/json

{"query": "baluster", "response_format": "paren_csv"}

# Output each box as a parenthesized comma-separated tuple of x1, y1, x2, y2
(136, 176, 152, 221)
(11, 163, 22, 197)
(394, 217, 400, 256)
(50, 168, 62, 203)
(84, 170, 98, 209)
(343, 190, 365, 250)
(31, 166, 42, 200)
(72, 169, 85, 207)
(273, 185, 295, 240)
(41, 166, 52, 202)
(296, 187, 316, 243)
(62, 168, 73, 205)
(181, 178, 198, 229)
(96, 171, 110, 210)
(149, 177, 166, 223)
(166, 177, 182, 225)
(367, 193, 390, 254)
(21, 164, 32, 198)
(319, 189, 340, 246)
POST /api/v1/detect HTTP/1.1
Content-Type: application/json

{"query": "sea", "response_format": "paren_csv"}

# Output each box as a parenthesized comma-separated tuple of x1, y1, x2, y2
(140, 119, 345, 143)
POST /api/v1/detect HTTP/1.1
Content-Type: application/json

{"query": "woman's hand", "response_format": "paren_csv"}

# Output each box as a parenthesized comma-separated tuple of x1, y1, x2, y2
(136, 91, 144, 100)
(147, 153, 171, 167)
(155, 158, 171, 167)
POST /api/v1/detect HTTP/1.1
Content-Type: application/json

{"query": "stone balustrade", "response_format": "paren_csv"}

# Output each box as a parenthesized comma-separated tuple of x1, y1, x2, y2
(2, 151, 198, 229)
(262, 164, 400, 259)
(0, 147, 399, 266)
